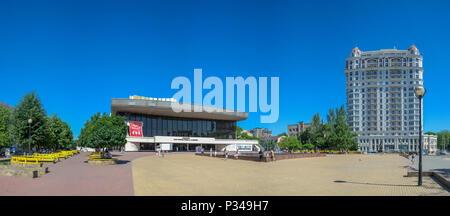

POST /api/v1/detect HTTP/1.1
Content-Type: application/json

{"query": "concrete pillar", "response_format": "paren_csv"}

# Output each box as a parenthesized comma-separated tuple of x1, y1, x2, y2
(394, 139, 398, 152)
(125, 142, 139, 152)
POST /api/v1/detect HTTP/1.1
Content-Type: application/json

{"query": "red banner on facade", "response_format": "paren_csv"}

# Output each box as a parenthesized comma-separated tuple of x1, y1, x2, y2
(128, 121, 143, 137)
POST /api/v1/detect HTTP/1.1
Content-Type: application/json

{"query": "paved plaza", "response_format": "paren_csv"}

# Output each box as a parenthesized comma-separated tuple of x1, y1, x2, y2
(0, 152, 153, 196)
(133, 153, 450, 196)
(0, 152, 449, 196)
(413, 155, 450, 172)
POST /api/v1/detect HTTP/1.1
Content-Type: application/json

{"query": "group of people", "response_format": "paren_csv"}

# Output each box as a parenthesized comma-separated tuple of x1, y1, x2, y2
(258, 150, 276, 162)
(156, 147, 165, 157)
(100, 150, 112, 159)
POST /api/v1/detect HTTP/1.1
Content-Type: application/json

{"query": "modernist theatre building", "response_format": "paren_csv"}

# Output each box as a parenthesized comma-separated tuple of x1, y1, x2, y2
(111, 96, 259, 152)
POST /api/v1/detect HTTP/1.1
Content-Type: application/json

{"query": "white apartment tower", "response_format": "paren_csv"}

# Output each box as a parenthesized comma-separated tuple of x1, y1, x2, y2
(345, 45, 437, 153)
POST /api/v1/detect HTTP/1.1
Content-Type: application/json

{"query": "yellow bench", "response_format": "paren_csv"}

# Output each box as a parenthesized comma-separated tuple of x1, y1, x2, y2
(33, 154, 58, 163)
(11, 156, 42, 165)
(52, 152, 68, 159)
(88, 157, 114, 161)
(60, 151, 74, 157)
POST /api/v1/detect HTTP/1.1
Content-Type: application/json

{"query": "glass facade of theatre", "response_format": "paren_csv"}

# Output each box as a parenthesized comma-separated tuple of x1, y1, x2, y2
(116, 112, 236, 139)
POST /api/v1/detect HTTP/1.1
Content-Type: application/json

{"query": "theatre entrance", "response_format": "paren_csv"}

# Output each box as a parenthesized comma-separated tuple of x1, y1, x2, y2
(140, 143, 155, 151)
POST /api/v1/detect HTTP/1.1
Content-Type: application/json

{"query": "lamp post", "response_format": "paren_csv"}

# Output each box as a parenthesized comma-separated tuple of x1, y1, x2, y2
(28, 118, 32, 155)
(414, 86, 426, 186)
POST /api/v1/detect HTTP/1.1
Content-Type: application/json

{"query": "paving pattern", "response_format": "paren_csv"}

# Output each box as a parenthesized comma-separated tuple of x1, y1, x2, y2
(132, 153, 450, 196)
(0, 152, 153, 196)
(1, 152, 448, 196)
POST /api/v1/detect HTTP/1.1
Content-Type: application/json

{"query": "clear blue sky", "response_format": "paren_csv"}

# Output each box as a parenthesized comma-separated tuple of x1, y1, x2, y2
(1, 0, 450, 138)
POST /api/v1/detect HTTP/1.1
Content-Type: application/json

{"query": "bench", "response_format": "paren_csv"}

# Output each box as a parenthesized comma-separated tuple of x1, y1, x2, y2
(11, 156, 43, 166)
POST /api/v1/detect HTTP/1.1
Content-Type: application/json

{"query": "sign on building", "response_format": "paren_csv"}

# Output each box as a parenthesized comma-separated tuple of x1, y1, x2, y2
(161, 144, 173, 151)
(128, 121, 143, 137)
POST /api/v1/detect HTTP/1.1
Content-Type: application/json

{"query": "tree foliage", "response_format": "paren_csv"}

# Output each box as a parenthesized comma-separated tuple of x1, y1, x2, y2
(427, 130, 450, 151)
(298, 105, 358, 151)
(78, 113, 127, 151)
(277, 132, 287, 136)
(0, 106, 11, 147)
(48, 114, 74, 151)
(278, 137, 302, 151)
(236, 126, 259, 141)
(11, 92, 49, 151)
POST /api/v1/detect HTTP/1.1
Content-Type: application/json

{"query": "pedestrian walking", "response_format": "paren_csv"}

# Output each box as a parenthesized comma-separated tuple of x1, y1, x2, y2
(259, 149, 263, 162)
(235, 149, 239, 160)
(224, 149, 228, 160)
(410, 153, 416, 168)
(271, 150, 275, 162)
(214, 150, 217, 157)
(209, 148, 212, 157)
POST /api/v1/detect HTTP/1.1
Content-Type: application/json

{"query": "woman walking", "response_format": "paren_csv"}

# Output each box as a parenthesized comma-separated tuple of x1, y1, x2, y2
(410, 153, 416, 169)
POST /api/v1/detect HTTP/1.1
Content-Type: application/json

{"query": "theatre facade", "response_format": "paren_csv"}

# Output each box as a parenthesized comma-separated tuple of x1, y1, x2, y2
(111, 96, 259, 152)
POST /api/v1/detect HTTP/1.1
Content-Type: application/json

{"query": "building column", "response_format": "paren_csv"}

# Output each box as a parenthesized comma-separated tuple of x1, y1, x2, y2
(394, 139, 398, 152)
(125, 141, 139, 152)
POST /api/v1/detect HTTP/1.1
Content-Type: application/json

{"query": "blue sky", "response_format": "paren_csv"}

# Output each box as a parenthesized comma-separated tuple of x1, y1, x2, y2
(1, 0, 450, 137)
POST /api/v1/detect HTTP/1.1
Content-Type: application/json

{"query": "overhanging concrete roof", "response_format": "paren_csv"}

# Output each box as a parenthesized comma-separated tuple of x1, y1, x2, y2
(111, 98, 248, 121)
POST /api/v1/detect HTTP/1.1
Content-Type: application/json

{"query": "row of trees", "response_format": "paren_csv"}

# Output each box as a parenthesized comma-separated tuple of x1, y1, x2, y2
(279, 105, 358, 152)
(0, 92, 74, 152)
(77, 113, 128, 152)
(425, 130, 450, 151)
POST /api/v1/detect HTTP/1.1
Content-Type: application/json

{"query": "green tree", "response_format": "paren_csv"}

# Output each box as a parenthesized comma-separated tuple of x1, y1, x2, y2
(78, 113, 127, 152)
(236, 126, 260, 141)
(299, 127, 313, 145)
(278, 137, 302, 151)
(327, 105, 358, 151)
(0, 106, 11, 147)
(48, 114, 74, 151)
(310, 113, 329, 151)
(436, 130, 450, 151)
(11, 92, 49, 152)
(277, 132, 287, 137)
(302, 105, 358, 152)
(303, 143, 315, 150)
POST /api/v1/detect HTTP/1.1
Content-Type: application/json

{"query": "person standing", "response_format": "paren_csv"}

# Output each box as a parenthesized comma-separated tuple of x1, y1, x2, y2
(259, 149, 263, 162)
(235, 149, 239, 160)
(224, 149, 228, 160)
(214, 149, 217, 157)
(271, 150, 275, 162)
(410, 153, 416, 168)
(209, 148, 212, 157)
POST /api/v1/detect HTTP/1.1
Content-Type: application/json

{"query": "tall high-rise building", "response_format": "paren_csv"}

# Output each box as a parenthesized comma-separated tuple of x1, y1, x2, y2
(345, 45, 437, 153)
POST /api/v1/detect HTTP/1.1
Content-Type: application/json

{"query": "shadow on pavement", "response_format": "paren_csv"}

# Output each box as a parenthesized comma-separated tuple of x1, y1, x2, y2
(431, 168, 450, 176)
(116, 160, 131, 164)
(333, 180, 417, 187)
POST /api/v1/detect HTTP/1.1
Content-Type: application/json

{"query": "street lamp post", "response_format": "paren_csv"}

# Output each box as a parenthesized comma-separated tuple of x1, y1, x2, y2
(414, 86, 426, 186)
(28, 118, 32, 155)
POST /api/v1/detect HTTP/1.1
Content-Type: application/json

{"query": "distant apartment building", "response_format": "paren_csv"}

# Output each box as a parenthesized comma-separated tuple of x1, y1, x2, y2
(345, 45, 437, 153)
(287, 121, 311, 137)
(249, 128, 272, 138)
(241, 129, 253, 137)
